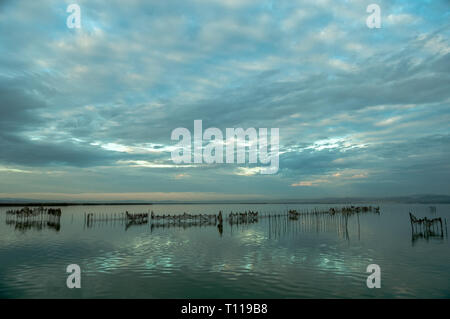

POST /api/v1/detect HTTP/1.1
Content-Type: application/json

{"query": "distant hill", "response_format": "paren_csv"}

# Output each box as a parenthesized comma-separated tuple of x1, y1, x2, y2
(269, 194, 450, 204)
(0, 194, 449, 206)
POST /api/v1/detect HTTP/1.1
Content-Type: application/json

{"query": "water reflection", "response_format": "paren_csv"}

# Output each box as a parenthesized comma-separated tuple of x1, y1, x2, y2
(5, 219, 61, 232)
(263, 209, 380, 241)
(1, 204, 450, 298)
(411, 230, 446, 244)
(125, 219, 148, 230)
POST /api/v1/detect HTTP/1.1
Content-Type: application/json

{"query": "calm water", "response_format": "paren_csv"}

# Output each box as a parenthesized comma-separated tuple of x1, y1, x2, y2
(0, 204, 449, 298)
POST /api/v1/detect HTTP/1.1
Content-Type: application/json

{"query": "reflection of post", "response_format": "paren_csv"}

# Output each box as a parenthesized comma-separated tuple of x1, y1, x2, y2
(217, 211, 223, 237)
(357, 212, 360, 241)
(445, 219, 448, 238)
(217, 224, 223, 236)
(344, 214, 349, 241)
(410, 213, 414, 234)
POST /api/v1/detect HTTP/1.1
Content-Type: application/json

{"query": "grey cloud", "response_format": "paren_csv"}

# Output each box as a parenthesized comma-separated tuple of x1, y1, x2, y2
(0, 0, 449, 197)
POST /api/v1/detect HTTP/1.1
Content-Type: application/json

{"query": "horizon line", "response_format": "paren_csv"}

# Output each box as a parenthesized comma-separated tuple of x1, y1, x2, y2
(1, 194, 450, 206)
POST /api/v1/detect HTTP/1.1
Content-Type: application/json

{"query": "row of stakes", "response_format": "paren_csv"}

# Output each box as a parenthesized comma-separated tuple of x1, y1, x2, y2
(84, 206, 380, 226)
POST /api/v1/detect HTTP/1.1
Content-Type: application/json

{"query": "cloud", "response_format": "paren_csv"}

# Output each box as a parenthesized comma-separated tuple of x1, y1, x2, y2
(116, 160, 198, 169)
(0, 0, 449, 199)
(291, 169, 369, 187)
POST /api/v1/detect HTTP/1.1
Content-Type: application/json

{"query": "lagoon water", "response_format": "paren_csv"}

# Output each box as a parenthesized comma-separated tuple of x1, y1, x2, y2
(0, 204, 449, 298)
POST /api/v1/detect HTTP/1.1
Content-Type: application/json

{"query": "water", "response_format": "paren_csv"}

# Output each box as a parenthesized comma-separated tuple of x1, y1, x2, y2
(0, 204, 449, 298)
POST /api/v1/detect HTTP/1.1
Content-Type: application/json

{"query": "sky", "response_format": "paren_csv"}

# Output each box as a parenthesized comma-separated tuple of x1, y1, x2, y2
(0, 0, 449, 202)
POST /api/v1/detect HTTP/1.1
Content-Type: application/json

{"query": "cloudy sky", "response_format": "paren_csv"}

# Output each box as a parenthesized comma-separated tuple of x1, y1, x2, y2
(0, 0, 449, 201)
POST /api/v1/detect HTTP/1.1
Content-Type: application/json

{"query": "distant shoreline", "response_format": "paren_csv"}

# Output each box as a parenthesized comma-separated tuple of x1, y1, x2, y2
(0, 202, 155, 207)
(1, 198, 450, 207)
